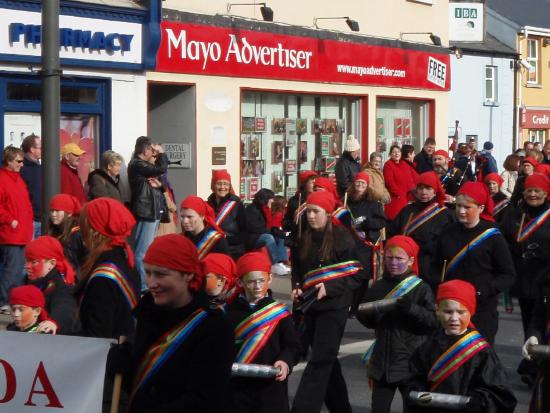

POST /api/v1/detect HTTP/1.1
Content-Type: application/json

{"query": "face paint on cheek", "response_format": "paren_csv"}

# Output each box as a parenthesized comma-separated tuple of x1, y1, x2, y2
(26, 261, 46, 280)
(457, 303, 472, 330)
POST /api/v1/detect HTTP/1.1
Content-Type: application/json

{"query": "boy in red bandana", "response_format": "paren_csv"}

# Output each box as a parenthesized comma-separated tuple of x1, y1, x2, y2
(226, 251, 298, 413)
(8, 285, 56, 333)
(407, 280, 516, 412)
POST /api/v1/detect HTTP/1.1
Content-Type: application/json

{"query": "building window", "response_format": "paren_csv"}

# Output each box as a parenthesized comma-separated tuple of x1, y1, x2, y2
(527, 39, 539, 84)
(485, 66, 498, 103)
(528, 129, 546, 143)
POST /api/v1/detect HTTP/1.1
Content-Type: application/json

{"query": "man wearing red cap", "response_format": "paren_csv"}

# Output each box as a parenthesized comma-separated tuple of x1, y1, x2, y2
(389, 172, 455, 279)
(358, 235, 437, 413)
(433, 182, 516, 344)
(126, 234, 233, 413)
(226, 251, 298, 413)
(407, 280, 516, 412)
(207, 169, 246, 260)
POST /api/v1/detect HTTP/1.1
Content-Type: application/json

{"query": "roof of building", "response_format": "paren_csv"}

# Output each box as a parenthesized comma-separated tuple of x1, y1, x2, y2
(487, 0, 550, 29)
(450, 33, 517, 57)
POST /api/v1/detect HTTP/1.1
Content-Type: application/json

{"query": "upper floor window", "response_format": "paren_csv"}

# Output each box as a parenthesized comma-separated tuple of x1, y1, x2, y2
(485, 66, 498, 103)
(527, 39, 539, 84)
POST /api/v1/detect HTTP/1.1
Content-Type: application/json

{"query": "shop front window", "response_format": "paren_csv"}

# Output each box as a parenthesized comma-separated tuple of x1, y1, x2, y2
(376, 98, 431, 162)
(240, 91, 362, 201)
(528, 129, 546, 143)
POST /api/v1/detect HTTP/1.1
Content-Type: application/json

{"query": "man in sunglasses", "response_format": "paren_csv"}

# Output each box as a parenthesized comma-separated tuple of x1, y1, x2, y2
(0, 145, 34, 314)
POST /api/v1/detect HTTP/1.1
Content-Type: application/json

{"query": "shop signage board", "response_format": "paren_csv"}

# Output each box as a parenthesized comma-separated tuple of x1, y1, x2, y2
(449, 2, 484, 42)
(162, 142, 192, 168)
(521, 109, 550, 129)
(157, 22, 450, 91)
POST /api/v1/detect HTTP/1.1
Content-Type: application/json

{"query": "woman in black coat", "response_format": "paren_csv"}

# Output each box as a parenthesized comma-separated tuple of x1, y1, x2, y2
(283, 170, 317, 248)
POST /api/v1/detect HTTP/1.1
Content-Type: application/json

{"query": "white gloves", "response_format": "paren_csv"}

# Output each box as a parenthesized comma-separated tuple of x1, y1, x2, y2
(522, 336, 539, 360)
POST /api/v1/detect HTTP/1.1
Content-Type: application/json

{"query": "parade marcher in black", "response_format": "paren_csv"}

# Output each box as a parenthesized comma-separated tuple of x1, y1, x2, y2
(207, 169, 247, 260)
(7, 285, 56, 333)
(181, 195, 229, 260)
(413, 137, 436, 174)
(334, 171, 386, 315)
(200, 252, 238, 305)
(484, 173, 511, 223)
(432, 150, 462, 202)
(226, 251, 298, 413)
(125, 234, 234, 413)
(25, 236, 77, 334)
(453, 143, 476, 184)
(407, 280, 517, 413)
(432, 182, 516, 345)
(358, 235, 438, 413)
(388, 171, 455, 280)
(511, 156, 537, 207)
(290, 191, 362, 413)
(284, 170, 317, 247)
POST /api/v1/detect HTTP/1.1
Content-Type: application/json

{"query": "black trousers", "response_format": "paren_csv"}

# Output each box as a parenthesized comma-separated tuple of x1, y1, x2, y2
(229, 379, 290, 413)
(371, 377, 409, 413)
(518, 298, 536, 340)
(472, 309, 498, 345)
(291, 307, 351, 413)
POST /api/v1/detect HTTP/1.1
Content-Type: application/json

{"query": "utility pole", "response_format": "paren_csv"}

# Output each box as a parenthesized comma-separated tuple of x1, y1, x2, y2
(41, 0, 61, 228)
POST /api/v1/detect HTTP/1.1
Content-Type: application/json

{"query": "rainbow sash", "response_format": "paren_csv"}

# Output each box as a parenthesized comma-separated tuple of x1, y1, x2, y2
(362, 275, 422, 364)
(403, 204, 447, 235)
(492, 199, 510, 216)
(302, 261, 361, 290)
(43, 280, 56, 296)
(517, 208, 550, 243)
(446, 228, 500, 274)
(215, 200, 238, 226)
(197, 228, 223, 260)
(428, 330, 489, 391)
(131, 308, 207, 399)
(333, 207, 350, 223)
(234, 301, 290, 363)
(88, 262, 139, 310)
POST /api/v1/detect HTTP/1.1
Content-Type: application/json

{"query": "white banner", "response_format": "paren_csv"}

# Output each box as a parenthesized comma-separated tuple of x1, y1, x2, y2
(0, 332, 113, 413)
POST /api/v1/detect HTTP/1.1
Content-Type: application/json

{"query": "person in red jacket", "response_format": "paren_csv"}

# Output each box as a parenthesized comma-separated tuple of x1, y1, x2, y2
(60, 142, 87, 205)
(0, 146, 34, 313)
(383, 145, 418, 220)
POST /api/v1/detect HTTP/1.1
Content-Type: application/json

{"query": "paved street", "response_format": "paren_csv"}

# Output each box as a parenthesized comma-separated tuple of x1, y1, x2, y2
(271, 274, 532, 412)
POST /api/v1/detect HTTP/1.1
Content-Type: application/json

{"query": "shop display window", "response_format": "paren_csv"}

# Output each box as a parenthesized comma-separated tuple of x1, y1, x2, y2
(240, 91, 362, 201)
(376, 98, 431, 162)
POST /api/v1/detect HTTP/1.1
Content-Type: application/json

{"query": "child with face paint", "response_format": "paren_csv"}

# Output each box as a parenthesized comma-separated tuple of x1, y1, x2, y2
(407, 280, 517, 413)
(200, 253, 238, 304)
(357, 235, 438, 413)
(225, 251, 298, 413)
(7, 285, 55, 333)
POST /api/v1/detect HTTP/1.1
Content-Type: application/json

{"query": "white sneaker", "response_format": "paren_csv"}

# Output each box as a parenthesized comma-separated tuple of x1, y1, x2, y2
(271, 263, 291, 276)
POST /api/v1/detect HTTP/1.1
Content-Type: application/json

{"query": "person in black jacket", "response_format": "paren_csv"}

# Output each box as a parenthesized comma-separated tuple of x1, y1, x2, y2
(389, 172, 455, 281)
(20, 134, 42, 238)
(207, 169, 247, 260)
(413, 138, 436, 174)
(181, 195, 229, 260)
(406, 280, 516, 413)
(245, 188, 290, 276)
(335, 135, 361, 198)
(290, 191, 362, 413)
(432, 182, 516, 344)
(227, 251, 299, 413)
(358, 235, 438, 413)
(24, 236, 77, 334)
(283, 170, 317, 248)
(125, 233, 234, 413)
(484, 173, 510, 223)
(511, 156, 537, 207)
(127, 136, 169, 291)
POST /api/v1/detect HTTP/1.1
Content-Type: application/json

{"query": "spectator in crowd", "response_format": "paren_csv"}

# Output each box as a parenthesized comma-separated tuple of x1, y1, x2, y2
(476, 141, 498, 181)
(363, 152, 390, 204)
(20, 134, 42, 239)
(127, 136, 168, 291)
(524, 141, 534, 153)
(401, 144, 416, 170)
(0, 146, 33, 314)
(534, 142, 542, 152)
(543, 140, 550, 165)
(87, 150, 123, 202)
(413, 137, 436, 173)
(335, 135, 361, 198)
(500, 154, 521, 198)
(60, 142, 87, 205)
(511, 156, 538, 206)
(383, 145, 418, 220)
(454, 143, 476, 183)
(7, 285, 53, 333)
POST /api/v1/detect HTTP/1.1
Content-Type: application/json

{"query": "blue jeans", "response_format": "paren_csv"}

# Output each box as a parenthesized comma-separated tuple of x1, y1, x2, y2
(255, 233, 288, 264)
(133, 219, 160, 291)
(0, 245, 26, 306)
(33, 221, 42, 240)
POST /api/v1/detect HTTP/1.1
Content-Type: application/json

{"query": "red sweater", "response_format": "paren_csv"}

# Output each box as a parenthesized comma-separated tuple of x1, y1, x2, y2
(383, 159, 418, 220)
(0, 168, 33, 245)
(60, 160, 87, 205)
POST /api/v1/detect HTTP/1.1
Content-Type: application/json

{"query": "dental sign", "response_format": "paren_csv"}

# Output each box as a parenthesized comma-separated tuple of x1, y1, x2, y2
(0, 9, 142, 66)
(157, 22, 451, 91)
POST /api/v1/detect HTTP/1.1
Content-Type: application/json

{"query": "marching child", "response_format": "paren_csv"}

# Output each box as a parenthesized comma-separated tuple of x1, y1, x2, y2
(357, 235, 438, 413)
(7, 285, 55, 334)
(201, 252, 238, 305)
(226, 251, 298, 413)
(407, 280, 517, 412)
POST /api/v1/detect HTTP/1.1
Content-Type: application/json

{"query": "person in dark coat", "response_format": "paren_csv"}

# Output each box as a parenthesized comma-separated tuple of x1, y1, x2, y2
(125, 234, 234, 413)
(60, 142, 87, 205)
(226, 251, 299, 413)
(290, 191, 362, 413)
(207, 169, 247, 260)
(335, 135, 361, 198)
(358, 236, 438, 413)
(383, 145, 418, 220)
(181, 195, 229, 260)
(24, 236, 77, 334)
(389, 172, 455, 280)
(484, 173, 510, 223)
(20, 134, 42, 238)
(432, 182, 516, 344)
(284, 171, 317, 248)
(432, 150, 462, 202)
(406, 280, 516, 413)
(413, 138, 436, 174)
(511, 156, 537, 206)
(87, 150, 124, 202)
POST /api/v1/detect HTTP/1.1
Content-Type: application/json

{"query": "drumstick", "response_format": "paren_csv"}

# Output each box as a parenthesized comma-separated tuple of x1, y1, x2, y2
(517, 213, 526, 243)
(440, 260, 447, 283)
(110, 336, 127, 413)
(344, 192, 348, 209)
(295, 192, 302, 225)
